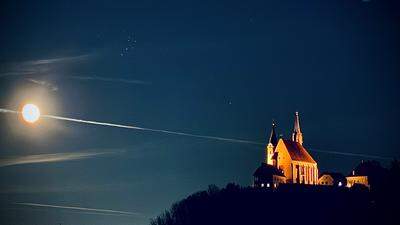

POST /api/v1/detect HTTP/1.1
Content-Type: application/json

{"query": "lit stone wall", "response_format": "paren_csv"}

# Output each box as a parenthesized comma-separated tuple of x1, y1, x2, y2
(291, 161, 318, 184)
(346, 176, 369, 188)
(276, 146, 293, 181)
(274, 140, 318, 184)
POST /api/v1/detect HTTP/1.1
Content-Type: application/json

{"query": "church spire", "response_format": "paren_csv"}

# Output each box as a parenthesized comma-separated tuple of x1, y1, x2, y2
(266, 120, 278, 165)
(268, 120, 278, 146)
(292, 111, 303, 145)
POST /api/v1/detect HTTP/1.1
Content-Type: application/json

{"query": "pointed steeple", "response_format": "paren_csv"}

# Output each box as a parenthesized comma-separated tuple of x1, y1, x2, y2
(292, 111, 303, 145)
(268, 120, 278, 146)
(265, 120, 278, 165)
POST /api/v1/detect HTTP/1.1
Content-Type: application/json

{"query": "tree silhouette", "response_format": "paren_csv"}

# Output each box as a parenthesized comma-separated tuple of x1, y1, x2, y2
(150, 160, 399, 225)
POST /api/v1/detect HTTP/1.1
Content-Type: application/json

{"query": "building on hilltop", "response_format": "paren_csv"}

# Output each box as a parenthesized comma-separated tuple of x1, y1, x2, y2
(346, 161, 371, 188)
(253, 112, 319, 188)
(318, 172, 347, 187)
(253, 163, 286, 188)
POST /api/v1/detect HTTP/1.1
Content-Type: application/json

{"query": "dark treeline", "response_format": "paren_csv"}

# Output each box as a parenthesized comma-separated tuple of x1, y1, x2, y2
(150, 160, 400, 225)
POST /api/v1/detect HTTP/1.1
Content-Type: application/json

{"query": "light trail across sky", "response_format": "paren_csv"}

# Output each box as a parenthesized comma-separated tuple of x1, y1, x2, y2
(43, 114, 264, 145)
(0, 108, 393, 160)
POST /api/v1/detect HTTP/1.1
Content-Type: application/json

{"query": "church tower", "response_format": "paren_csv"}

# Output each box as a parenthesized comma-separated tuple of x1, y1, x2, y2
(266, 121, 278, 165)
(291, 111, 303, 145)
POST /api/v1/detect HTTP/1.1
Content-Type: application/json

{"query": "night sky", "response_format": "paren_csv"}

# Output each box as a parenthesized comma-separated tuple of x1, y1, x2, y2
(0, 0, 399, 225)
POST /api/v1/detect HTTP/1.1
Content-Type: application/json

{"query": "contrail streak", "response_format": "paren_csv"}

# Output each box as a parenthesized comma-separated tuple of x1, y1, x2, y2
(42, 114, 263, 145)
(0, 108, 393, 159)
(309, 148, 392, 160)
(15, 202, 140, 216)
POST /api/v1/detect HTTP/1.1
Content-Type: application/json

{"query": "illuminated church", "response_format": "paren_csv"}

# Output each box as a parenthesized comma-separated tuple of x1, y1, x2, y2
(253, 112, 319, 188)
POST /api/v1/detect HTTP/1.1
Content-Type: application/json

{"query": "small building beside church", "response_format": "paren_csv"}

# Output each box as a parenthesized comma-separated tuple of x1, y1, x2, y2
(253, 112, 319, 187)
(318, 172, 347, 187)
(346, 161, 370, 188)
(253, 163, 286, 188)
(346, 174, 369, 188)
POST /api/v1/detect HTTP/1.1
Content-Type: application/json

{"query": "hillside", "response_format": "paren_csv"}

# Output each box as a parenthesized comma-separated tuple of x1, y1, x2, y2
(150, 161, 400, 225)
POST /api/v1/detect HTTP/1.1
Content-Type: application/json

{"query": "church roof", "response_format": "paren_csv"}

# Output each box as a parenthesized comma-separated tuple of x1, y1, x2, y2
(293, 111, 302, 133)
(319, 172, 345, 181)
(347, 160, 384, 177)
(281, 139, 316, 164)
(268, 121, 278, 146)
(253, 163, 285, 177)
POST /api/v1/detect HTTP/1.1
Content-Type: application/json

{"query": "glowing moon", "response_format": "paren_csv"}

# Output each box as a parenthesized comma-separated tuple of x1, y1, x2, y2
(22, 104, 40, 123)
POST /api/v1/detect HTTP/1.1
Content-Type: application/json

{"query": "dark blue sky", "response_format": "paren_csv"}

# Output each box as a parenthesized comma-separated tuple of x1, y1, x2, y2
(0, 0, 399, 224)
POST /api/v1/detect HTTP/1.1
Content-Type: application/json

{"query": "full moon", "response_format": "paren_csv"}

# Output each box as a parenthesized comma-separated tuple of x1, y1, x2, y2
(22, 103, 41, 123)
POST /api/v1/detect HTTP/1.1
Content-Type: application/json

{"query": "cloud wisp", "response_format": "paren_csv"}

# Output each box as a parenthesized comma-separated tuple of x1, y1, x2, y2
(25, 54, 91, 66)
(0, 54, 150, 86)
(26, 78, 58, 91)
(0, 107, 393, 160)
(0, 182, 138, 194)
(65, 75, 151, 85)
(0, 71, 36, 77)
(0, 108, 18, 114)
(0, 150, 123, 168)
(15, 202, 140, 217)
(0, 54, 91, 78)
